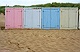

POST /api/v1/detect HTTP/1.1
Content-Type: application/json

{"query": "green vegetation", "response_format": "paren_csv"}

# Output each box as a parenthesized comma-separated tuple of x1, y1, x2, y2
(0, 2, 80, 15)
(0, 6, 5, 15)
(31, 2, 80, 8)
(13, 5, 25, 7)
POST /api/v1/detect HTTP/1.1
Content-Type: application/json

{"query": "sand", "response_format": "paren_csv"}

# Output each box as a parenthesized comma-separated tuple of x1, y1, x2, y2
(0, 30, 80, 52)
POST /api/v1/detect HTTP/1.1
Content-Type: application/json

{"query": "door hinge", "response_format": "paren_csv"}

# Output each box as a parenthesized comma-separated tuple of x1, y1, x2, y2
(24, 11, 26, 12)
(6, 25, 10, 26)
(61, 25, 62, 27)
(61, 11, 62, 12)
(76, 11, 77, 13)
(75, 25, 77, 27)
(6, 11, 10, 12)
(24, 25, 26, 26)
(37, 25, 40, 26)
(57, 25, 59, 27)
(6, 11, 8, 12)
(18, 25, 22, 26)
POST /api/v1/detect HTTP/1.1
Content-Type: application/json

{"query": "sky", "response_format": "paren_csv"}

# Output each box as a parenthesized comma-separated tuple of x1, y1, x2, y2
(0, 0, 80, 6)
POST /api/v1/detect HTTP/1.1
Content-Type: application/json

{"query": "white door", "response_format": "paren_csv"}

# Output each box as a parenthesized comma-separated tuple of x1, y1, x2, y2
(60, 8, 69, 29)
(68, 8, 78, 29)
(32, 9, 41, 29)
(24, 8, 33, 28)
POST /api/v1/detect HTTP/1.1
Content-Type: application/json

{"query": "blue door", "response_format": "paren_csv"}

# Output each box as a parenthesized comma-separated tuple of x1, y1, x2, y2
(42, 8, 60, 29)
(42, 8, 50, 29)
(51, 8, 60, 29)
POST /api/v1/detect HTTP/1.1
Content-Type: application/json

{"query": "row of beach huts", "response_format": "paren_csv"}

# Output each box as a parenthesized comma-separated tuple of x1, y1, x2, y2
(5, 7, 80, 29)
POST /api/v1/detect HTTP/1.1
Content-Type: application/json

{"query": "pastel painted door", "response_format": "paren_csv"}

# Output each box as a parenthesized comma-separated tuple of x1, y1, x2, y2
(42, 8, 50, 29)
(33, 9, 41, 29)
(51, 8, 60, 29)
(60, 8, 69, 29)
(5, 8, 14, 29)
(24, 8, 33, 28)
(14, 8, 23, 28)
(68, 8, 78, 29)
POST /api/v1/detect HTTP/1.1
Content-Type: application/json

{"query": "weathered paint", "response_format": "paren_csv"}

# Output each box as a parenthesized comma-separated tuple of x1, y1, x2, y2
(24, 8, 33, 28)
(60, 8, 69, 29)
(14, 8, 23, 28)
(42, 8, 60, 29)
(23, 8, 41, 29)
(42, 8, 51, 29)
(51, 8, 60, 29)
(68, 8, 78, 29)
(5, 8, 14, 29)
(5, 8, 23, 29)
(33, 9, 41, 28)
(60, 7, 78, 29)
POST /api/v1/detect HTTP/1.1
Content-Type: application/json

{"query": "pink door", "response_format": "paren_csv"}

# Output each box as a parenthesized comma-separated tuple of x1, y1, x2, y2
(14, 8, 23, 28)
(5, 8, 14, 29)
